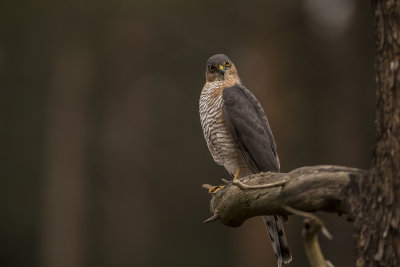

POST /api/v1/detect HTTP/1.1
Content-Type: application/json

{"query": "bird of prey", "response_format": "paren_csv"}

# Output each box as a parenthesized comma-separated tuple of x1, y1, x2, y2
(199, 54, 292, 266)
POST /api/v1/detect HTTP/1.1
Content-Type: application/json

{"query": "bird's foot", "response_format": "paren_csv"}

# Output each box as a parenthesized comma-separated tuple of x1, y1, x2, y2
(208, 185, 225, 194)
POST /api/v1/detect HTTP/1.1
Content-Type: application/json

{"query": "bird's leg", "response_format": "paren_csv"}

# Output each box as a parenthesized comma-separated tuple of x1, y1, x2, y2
(207, 168, 241, 194)
(209, 168, 241, 193)
(233, 168, 241, 180)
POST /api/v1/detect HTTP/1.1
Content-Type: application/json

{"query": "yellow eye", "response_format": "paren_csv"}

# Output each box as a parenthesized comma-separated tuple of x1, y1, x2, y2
(209, 65, 216, 72)
(225, 61, 231, 67)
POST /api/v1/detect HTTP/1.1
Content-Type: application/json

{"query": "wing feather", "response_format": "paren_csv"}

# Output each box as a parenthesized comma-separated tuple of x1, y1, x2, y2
(222, 84, 280, 172)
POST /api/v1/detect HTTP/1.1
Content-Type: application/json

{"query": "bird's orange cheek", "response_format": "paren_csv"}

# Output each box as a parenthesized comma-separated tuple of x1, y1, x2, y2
(206, 72, 216, 82)
(224, 77, 239, 87)
(212, 87, 224, 98)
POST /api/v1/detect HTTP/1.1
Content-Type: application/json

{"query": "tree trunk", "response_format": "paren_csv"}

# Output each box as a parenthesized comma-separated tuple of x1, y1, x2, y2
(351, 0, 400, 266)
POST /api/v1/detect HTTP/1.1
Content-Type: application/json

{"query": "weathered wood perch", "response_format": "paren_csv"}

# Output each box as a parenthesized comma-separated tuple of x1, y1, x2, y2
(202, 165, 365, 227)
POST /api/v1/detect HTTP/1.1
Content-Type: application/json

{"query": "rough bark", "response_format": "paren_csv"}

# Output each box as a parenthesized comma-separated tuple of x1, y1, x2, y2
(347, 1, 400, 266)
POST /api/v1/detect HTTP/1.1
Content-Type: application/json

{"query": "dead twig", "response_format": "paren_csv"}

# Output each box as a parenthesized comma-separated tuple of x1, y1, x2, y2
(283, 205, 333, 267)
(221, 178, 288, 190)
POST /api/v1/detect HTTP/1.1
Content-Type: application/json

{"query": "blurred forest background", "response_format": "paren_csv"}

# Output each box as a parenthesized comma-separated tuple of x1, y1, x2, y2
(1, 0, 375, 267)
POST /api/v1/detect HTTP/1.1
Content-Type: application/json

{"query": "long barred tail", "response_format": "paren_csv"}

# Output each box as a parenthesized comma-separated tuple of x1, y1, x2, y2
(262, 215, 292, 267)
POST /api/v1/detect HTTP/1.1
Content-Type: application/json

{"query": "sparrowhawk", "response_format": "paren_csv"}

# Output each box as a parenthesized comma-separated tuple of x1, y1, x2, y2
(199, 54, 292, 266)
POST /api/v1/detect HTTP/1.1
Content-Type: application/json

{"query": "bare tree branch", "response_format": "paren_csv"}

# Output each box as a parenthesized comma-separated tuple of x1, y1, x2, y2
(302, 217, 332, 267)
(203, 165, 365, 227)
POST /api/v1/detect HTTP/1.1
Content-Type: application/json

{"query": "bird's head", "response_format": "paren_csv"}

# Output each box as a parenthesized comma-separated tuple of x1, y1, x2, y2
(205, 54, 239, 82)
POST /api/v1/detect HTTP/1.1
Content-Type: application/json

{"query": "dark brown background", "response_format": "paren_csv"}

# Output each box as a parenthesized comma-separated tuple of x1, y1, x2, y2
(1, 0, 375, 266)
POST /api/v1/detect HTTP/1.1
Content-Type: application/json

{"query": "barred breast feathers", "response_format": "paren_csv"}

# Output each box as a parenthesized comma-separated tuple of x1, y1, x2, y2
(199, 80, 244, 173)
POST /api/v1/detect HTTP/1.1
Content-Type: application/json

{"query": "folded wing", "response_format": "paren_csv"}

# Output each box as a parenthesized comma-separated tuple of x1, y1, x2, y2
(222, 84, 280, 173)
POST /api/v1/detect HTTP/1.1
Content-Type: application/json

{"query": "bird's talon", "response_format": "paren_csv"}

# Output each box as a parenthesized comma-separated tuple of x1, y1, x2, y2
(208, 185, 225, 194)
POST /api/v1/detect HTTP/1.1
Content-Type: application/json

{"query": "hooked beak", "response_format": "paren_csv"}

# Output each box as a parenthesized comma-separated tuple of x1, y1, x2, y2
(218, 65, 225, 75)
